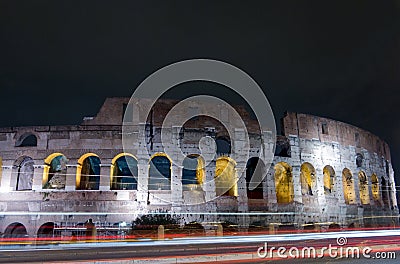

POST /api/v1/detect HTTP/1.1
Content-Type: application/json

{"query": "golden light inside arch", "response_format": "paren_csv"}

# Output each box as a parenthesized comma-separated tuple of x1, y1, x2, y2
(42, 152, 66, 187)
(76, 153, 100, 189)
(274, 162, 294, 203)
(110, 153, 138, 186)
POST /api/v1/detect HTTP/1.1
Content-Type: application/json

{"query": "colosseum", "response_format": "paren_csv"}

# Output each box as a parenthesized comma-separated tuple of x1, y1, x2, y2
(0, 97, 398, 238)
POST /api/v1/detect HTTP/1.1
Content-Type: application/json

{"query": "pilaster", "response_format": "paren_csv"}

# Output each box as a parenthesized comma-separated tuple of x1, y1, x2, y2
(99, 164, 111, 191)
(65, 165, 77, 191)
(171, 164, 182, 205)
(32, 165, 44, 191)
(137, 161, 149, 206)
(0, 166, 13, 192)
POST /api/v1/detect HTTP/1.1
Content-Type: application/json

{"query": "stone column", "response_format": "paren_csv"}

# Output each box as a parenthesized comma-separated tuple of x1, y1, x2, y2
(135, 121, 150, 209)
(234, 128, 248, 216)
(292, 165, 302, 203)
(353, 170, 361, 206)
(315, 167, 326, 214)
(389, 164, 398, 210)
(136, 161, 149, 206)
(9, 166, 18, 191)
(32, 165, 44, 191)
(288, 135, 301, 204)
(65, 165, 77, 191)
(236, 160, 249, 229)
(269, 223, 277, 235)
(336, 167, 346, 205)
(266, 170, 276, 209)
(158, 225, 165, 240)
(217, 224, 223, 236)
(236, 166, 247, 211)
(99, 164, 111, 191)
(0, 166, 13, 192)
(170, 126, 183, 207)
(204, 160, 217, 202)
(171, 164, 182, 205)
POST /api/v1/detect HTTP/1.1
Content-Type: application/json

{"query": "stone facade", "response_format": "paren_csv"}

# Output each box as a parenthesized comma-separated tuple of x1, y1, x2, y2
(0, 97, 398, 238)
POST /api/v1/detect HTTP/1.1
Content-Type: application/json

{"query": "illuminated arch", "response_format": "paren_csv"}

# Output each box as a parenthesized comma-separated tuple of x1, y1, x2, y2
(215, 156, 238, 197)
(300, 162, 316, 196)
(111, 153, 137, 165)
(342, 168, 356, 204)
(148, 153, 171, 190)
(76, 153, 100, 190)
(111, 153, 138, 190)
(274, 162, 294, 203)
(358, 171, 370, 205)
(13, 156, 34, 191)
(246, 157, 264, 199)
(323, 165, 335, 195)
(4, 222, 28, 238)
(149, 152, 173, 163)
(371, 173, 380, 202)
(182, 154, 205, 191)
(42, 153, 67, 189)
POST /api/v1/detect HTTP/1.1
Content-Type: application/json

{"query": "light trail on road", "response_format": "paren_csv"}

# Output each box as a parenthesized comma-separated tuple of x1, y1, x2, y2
(0, 229, 398, 263)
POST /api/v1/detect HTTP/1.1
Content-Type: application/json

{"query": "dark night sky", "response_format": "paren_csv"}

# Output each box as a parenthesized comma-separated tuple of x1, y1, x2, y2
(1, 1, 400, 181)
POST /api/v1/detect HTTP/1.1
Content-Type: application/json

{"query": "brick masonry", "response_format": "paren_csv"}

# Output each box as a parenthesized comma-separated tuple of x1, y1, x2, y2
(0, 98, 397, 237)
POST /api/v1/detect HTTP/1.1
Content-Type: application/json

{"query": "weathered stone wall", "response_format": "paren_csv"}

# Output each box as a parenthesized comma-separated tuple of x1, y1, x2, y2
(0, 98, 397, 237)
(282, 112, 391, 162)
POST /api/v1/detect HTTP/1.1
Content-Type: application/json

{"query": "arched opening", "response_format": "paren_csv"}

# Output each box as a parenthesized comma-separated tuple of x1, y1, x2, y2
(15, 133, 37, 147)
(342, 168, 356, 205)
(388, 182, 396, 210)
(76, 153, 100, 190)
(274, 162, 294, 203)
(182, 154, 204, 191)
(37, 222, 55, 238)
(215, 157, 237, 197)
(381, 177, 390, 207)
(358, 171, 370, 205)
(215, 137, 231, 156)
(148, 153, 171, 190)
(43, 153, 67, 189)
(111, 153, 138, 190)
(323, 165, 335, 195)
(300, 162, 316, 196)
(246, 157, 264, 199)
(371, 174, 380, 202)
(14, 156, 34, 191)
(328, 223, 341, 231)
(355, 153, 363, 168)
(4, 222, 28, 238)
